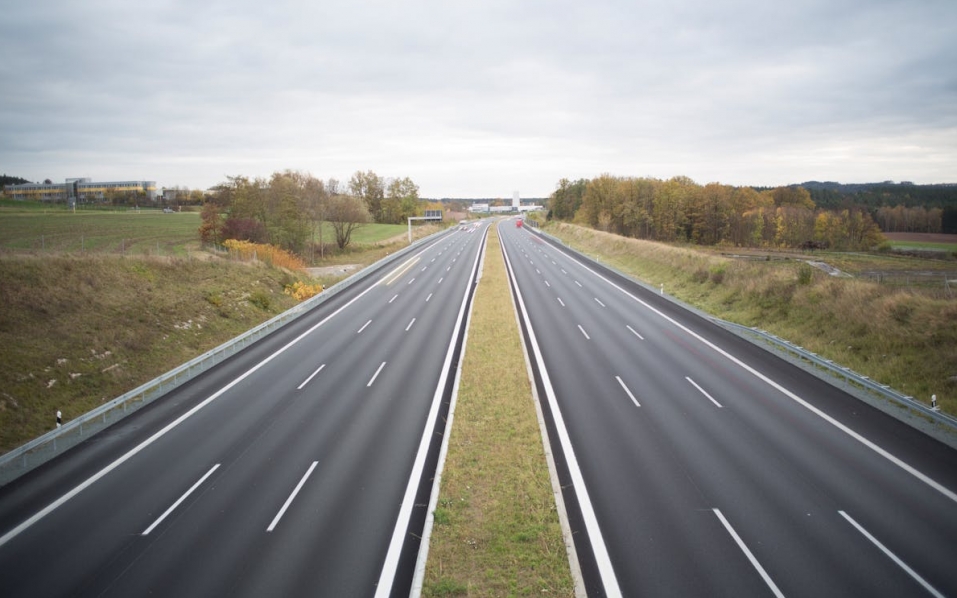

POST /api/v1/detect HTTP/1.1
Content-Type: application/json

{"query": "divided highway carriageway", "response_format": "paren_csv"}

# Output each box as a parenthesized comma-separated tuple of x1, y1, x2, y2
(498, 220, 957, 597)
(3, 217, 957, 597)
(0, 223, 488, 597)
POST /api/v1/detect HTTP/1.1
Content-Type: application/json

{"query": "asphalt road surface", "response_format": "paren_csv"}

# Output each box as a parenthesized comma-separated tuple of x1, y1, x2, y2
(0, 222, 488, 597)
(499, 220, 957, 597)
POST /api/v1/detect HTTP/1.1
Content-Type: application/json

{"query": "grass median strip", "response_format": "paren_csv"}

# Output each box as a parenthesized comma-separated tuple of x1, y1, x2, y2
(423, 226, 574, 597)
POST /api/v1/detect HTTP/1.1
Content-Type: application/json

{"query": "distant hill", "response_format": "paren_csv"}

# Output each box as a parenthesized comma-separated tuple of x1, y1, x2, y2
(794, 181, 957, 210)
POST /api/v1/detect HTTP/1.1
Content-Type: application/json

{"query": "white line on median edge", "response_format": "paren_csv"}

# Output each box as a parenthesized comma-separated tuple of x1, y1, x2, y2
(267, 461, 318, 532)
(142, 463, 220, 535)
(409, 228, 486, 595)
(375, 224, 489, 597)
(501, 230, 622, 597)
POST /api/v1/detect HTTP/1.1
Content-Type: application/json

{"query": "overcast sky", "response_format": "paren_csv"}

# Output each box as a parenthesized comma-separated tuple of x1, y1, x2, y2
(2, 0, 955, 198)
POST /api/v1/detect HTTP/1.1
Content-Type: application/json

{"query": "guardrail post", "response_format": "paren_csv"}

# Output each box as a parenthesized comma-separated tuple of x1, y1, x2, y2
(932, 394, 939, 411)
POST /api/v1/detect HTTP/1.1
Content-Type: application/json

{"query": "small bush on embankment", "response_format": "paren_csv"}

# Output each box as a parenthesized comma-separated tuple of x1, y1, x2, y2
(545, 222, 957, 416)
(0, 254, 308, 452)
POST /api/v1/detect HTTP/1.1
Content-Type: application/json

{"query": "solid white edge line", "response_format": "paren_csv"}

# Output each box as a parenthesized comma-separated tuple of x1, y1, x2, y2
(626, 325, 645, 340)
(267, 461, 319, 532)
(409, 227, 485, 595)
(358, 319, 372, 334)
(374, 223, 488, 598)
(839, 510, 945, 598)
(577, 324, 590, 340)
(686, 376, 723, 408)
(559, 239, 957, 505)
(142, 463, 220, 535)
(0, 235, 445, 550)
(405, 318, 416, 332)
(615, 376, 641, 408)
(713, 508, 785, 598)
(501, 229, 623, 597)
(504, 225, 587, 597)
(367, 362, 387, 387)
(297, 363, 326, 390)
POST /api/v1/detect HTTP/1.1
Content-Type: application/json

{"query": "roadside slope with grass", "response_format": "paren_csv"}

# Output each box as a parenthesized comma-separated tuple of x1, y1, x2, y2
(544, 221, 957, 416)
(0, 203, 450, 452)
(0, 254, 310, 452)
(423, 226, 574, 597)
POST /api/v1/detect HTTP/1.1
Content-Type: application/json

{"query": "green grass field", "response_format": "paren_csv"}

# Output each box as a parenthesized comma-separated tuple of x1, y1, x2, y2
(0, 203, 431, 261)
(0, 209, 202, 255)
(887, 240, 957, 251)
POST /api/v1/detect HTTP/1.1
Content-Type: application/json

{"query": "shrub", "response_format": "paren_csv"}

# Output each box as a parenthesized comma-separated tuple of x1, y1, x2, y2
(223, 239, 306, 271)
(248, 290, 271, 310)
(710, 265, 727, 285)
(798, 263, 814, 285)
(284, 280, 323, 301)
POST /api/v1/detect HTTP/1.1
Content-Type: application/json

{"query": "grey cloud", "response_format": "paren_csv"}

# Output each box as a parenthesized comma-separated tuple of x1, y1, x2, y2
(1, 0, 954, 195)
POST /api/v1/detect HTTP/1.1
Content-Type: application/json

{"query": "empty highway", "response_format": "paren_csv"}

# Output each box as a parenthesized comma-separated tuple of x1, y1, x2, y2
(0, 223, 488, 597)
(499, 220, 957, 597)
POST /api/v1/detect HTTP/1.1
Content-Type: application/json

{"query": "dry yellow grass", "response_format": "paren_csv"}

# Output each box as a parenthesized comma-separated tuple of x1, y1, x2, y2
(423, 226, 574, 597)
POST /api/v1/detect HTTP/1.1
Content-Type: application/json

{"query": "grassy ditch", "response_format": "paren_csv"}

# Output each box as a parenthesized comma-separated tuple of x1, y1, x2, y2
(423, 227, 574, 597)
(544, 222, 957, 416)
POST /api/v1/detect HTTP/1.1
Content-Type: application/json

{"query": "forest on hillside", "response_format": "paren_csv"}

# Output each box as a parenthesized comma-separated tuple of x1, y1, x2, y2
(547, 176, 957, 251)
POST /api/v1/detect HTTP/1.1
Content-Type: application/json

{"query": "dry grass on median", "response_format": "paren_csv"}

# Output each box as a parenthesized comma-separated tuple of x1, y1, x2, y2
(422, 227, 574, 597)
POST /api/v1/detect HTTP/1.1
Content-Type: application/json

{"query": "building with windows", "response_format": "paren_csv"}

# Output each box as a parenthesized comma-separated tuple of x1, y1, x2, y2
(3, 178, 157, 202)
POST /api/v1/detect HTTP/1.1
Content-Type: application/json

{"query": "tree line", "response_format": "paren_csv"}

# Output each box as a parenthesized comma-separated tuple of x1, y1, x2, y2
(549, 175, 886, 251)
(199, 169, 436, 258)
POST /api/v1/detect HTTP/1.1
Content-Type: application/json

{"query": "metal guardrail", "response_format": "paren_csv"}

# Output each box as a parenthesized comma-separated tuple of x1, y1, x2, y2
(717, 321, 957, 430)
(0, 228, 453, 486)
(529, 226, 957, 434)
